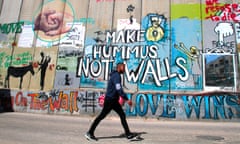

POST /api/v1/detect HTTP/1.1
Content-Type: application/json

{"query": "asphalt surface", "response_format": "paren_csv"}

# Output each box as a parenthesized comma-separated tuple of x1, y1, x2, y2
(0, 112, 240, 144)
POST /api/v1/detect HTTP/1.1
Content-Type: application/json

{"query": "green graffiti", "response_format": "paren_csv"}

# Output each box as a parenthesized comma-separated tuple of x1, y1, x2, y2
(0, 52, 7, 68)
(4, 55, 12, 68)
(0, 52, 32, 68)
(0, 21, 24, 34)
(12, 52, 33, 65)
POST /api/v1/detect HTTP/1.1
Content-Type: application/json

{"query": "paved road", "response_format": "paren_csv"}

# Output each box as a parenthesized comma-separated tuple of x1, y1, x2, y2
(0, 112, 240, 144)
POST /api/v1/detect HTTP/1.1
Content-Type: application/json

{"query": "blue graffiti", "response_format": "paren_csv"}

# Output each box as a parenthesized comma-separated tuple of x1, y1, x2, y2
(182, 96, 202, 119)
(125, 93, 240, 120)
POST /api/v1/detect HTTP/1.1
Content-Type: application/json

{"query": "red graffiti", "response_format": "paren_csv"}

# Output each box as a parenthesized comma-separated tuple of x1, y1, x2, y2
(49, 96, 61, 111)
(49, 64, 55, 71)
(33, 62, 39, 68)
(15, 91, 27, 106)
(49, 91, 78, 113)
(25, 91, 79, 113)
(49, 91, 68, 111)
(205, 0, 240, 22)
(28, 93, 48, 110)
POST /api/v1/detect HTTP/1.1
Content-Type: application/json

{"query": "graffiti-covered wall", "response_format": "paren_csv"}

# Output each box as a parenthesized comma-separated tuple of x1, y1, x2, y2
(0, 0, 240, 120)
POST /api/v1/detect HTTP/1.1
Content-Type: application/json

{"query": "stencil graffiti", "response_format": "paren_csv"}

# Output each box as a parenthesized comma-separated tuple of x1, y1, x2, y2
(5, 63, 35, 89)
(38, 52, 51, 90)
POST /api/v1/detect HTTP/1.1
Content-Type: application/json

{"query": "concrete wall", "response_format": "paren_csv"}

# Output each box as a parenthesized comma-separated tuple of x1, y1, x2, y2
(0, 0, 240, 120)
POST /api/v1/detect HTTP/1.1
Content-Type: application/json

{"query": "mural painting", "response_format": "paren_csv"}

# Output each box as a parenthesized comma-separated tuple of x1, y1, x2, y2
(0, 0, 240, 120)
(3, 89, 239, 120)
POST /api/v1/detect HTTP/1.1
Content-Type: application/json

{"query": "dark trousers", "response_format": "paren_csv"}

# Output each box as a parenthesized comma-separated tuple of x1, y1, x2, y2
(88, 98, 130, 135)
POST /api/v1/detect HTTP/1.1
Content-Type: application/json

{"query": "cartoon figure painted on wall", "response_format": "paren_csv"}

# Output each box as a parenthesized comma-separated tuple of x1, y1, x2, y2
(205, 22, 235, 54)
(146, 15, 165, 42)
(38, 52, 51, 90)
(33, 0, 75, 43)
(174, 43, 201, 88)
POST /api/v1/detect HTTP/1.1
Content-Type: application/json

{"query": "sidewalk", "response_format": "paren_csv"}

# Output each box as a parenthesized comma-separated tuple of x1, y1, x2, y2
(0, 112, 240, 144)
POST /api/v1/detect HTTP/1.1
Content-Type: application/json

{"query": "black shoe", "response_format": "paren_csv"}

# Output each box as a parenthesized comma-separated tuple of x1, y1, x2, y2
(126, 133, 137, 139)
(85, 132, 98, 141)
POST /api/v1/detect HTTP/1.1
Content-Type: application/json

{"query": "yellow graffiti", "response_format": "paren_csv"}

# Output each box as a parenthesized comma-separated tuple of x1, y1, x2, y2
(146, 27, 164, 41)
(48, 91, 78, 113)
(174, 42, 199, 60)
(69, 91, 79, 113)
(146, 16, 164, 42)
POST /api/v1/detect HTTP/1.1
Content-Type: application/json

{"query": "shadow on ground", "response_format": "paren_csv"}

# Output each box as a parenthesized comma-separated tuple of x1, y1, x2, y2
(97, 132, 147, 141)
